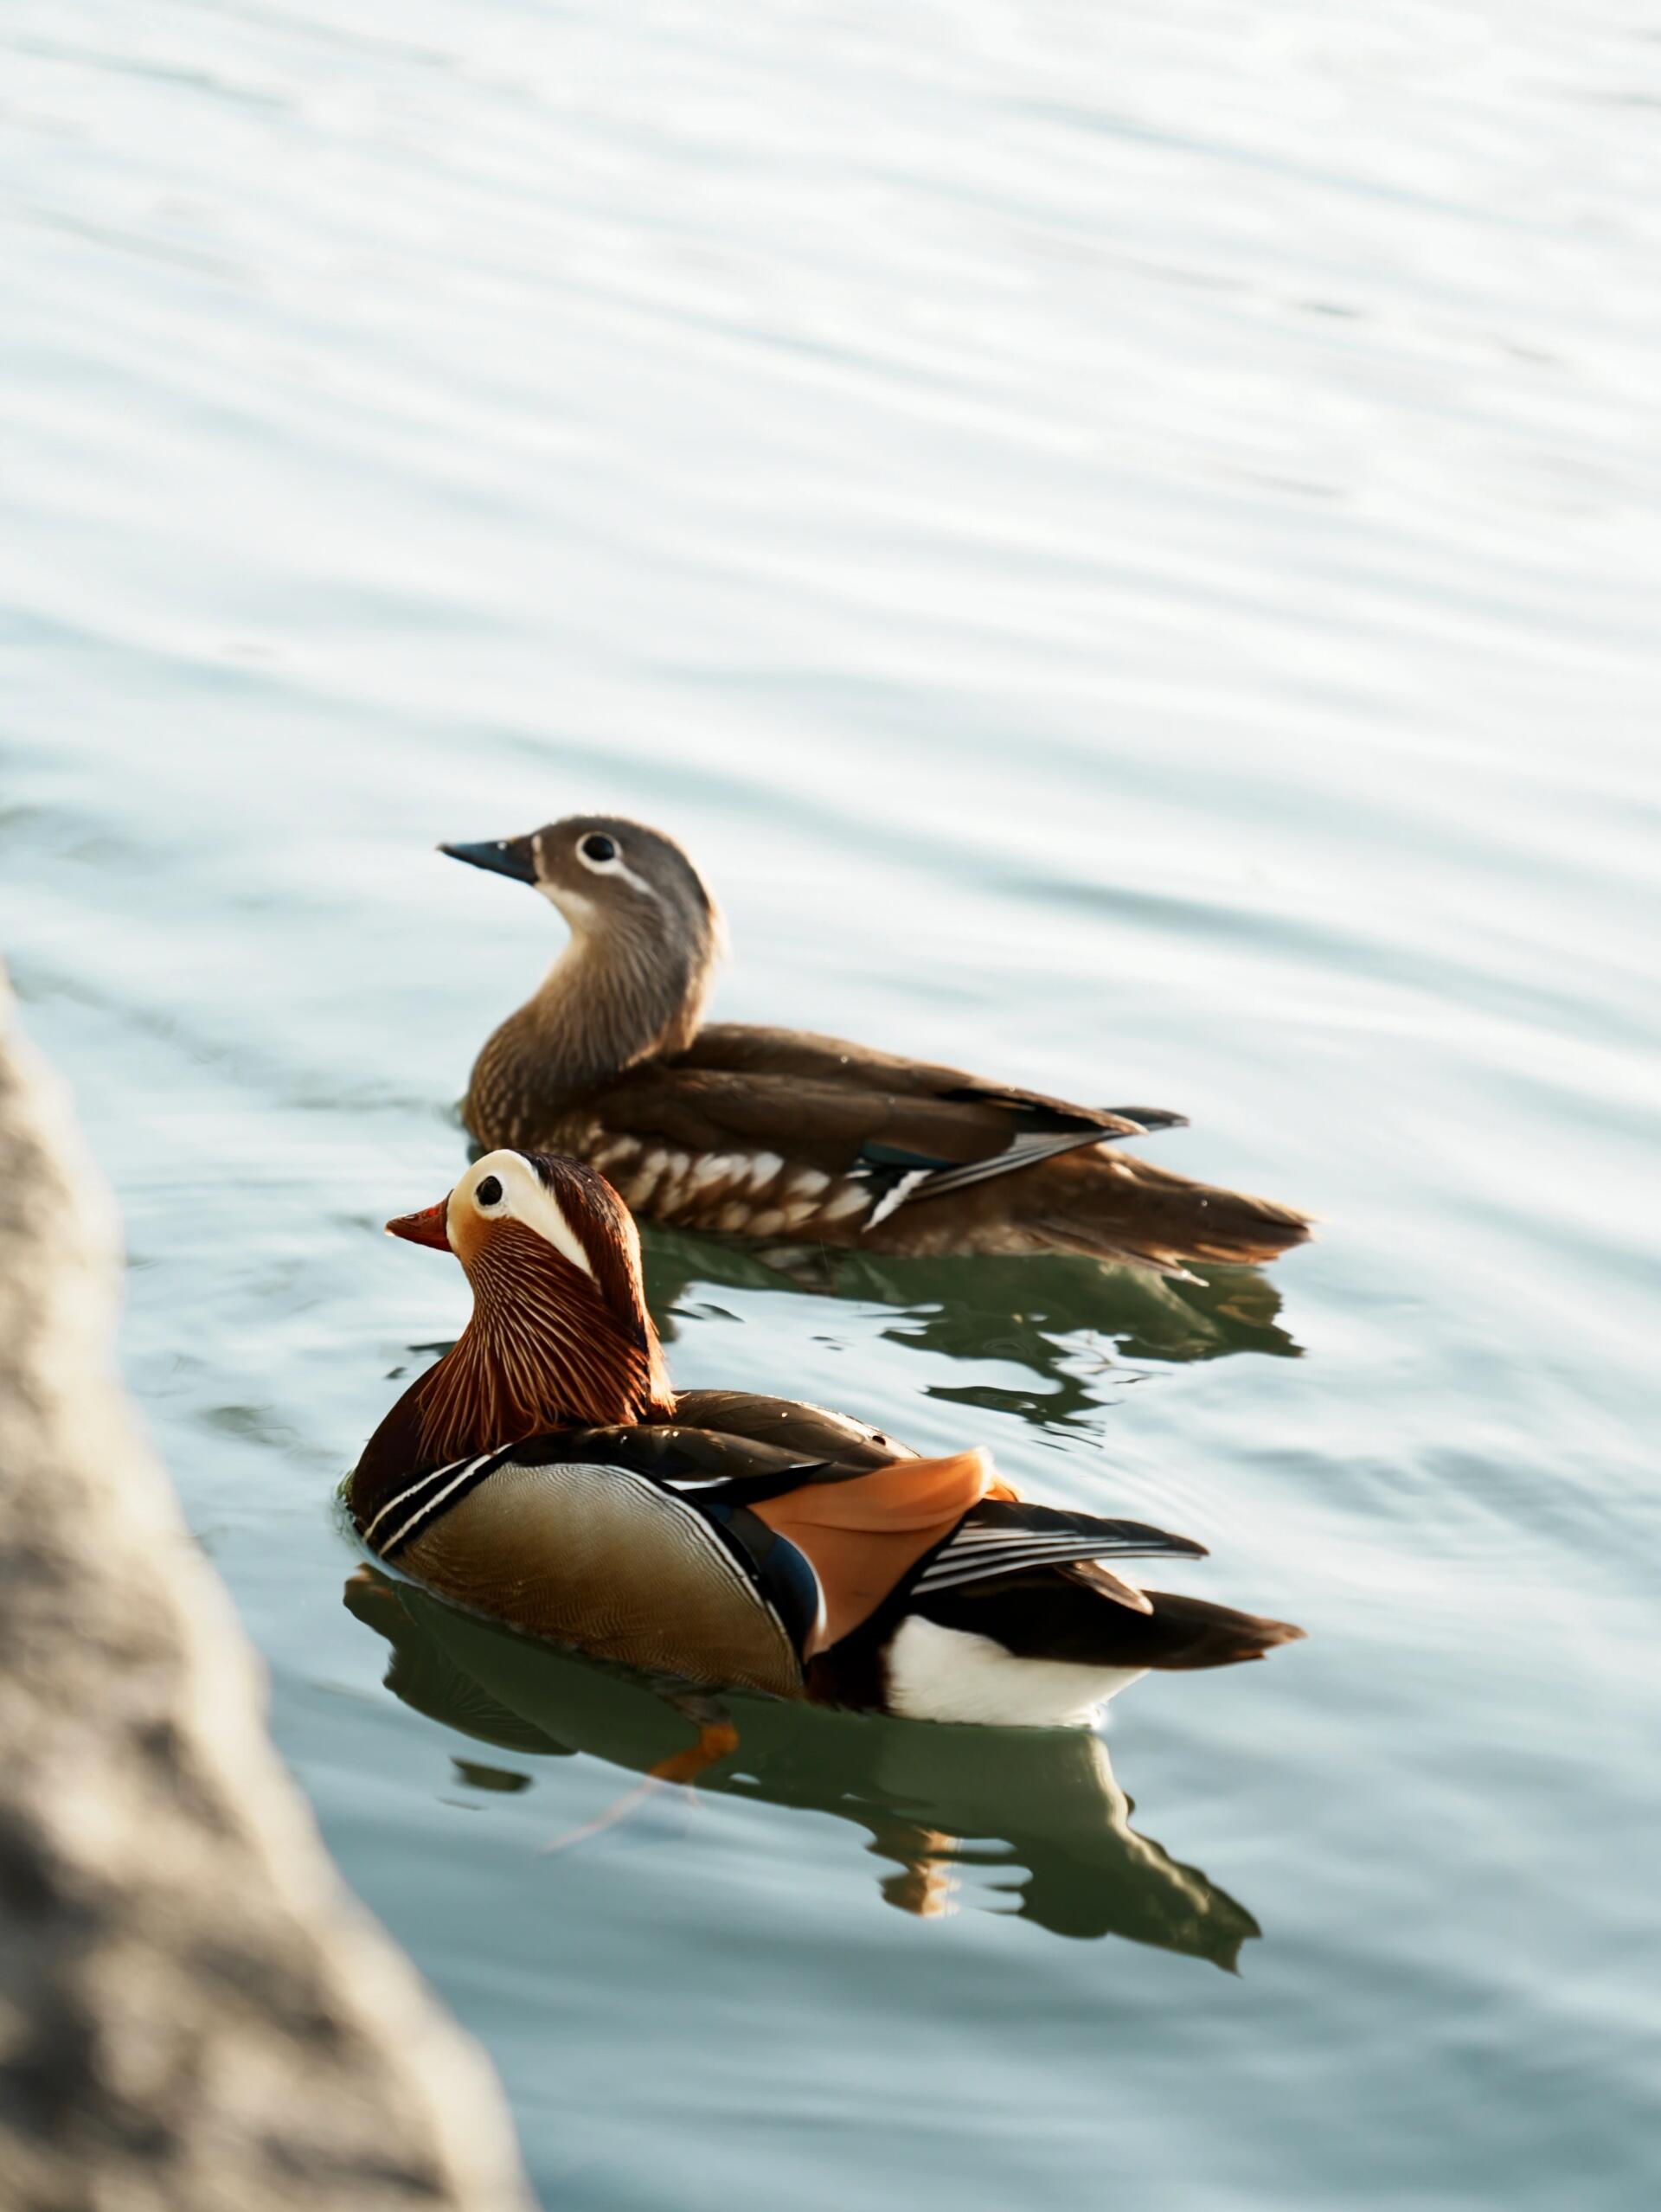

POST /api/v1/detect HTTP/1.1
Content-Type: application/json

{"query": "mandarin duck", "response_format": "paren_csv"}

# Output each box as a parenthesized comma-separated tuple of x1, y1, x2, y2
(345, 1150, 1303, 1728)
(439, 816, 1311, 1276)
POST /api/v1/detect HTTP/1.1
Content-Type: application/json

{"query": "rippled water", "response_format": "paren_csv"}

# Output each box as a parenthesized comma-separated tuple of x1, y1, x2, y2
(5, 3, 1661, 2206)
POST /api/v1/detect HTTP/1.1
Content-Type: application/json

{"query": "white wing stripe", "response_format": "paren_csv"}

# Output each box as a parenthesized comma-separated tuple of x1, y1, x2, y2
(911, 1127, 1125, 1200)
(928, 1529, 1164, 1557)
(916, 1538, 1164, 1588)
(863, 1167, 932, 1230)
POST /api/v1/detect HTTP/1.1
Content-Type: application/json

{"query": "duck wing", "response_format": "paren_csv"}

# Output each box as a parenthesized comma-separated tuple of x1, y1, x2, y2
(513, 1424, 1203, 1633)
(719, 1459, 1209, 1651)
(677, 1025, 1180, 1133)
(670, 1388, 914, 1467)
(593, 1023, 1185, 1223)
(904, 1498, 1209, 1615)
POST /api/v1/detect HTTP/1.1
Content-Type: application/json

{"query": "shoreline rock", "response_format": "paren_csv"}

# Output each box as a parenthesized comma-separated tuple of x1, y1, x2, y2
(0, 971, 535, 2212)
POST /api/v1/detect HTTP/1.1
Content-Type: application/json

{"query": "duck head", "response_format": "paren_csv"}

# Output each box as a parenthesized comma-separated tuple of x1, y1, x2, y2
(441, 816, 725, 1074)
(356, 1150, 676, 1502)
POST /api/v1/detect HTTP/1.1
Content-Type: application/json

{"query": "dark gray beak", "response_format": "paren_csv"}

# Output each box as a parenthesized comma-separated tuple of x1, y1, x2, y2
(439, 835, 538, 886)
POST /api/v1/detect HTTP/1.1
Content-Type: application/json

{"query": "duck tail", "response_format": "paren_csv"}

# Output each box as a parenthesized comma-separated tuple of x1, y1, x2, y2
(1032, 1146, 1313, 1276)
(1127, 1587, 1307, 1671)
(920, 1564, 1305, 1676)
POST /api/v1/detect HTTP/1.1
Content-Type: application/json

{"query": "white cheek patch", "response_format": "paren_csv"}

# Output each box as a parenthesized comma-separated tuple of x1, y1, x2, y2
(456, 1151, 597, 1279)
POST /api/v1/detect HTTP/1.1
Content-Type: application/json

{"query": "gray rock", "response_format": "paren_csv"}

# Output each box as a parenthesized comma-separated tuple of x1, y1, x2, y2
(0, 973, 535, 2212)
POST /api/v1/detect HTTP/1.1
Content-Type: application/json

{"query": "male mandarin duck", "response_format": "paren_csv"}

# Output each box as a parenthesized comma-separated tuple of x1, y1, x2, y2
(439, 816, 1311, 1276)
(346, 1150, 1303, 1727)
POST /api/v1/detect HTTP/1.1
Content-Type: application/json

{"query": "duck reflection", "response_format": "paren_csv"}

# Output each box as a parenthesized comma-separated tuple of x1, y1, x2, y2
(347, 1568, 1261, 1969)
(640, 1228, 1300, 1420)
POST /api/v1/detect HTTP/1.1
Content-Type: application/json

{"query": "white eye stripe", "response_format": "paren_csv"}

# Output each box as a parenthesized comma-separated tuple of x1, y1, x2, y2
(522, 1179, 598, 1279)
(613, 856, 659, 899)
(574, 835, 659, 903)
(449, 1151, 597, 1278)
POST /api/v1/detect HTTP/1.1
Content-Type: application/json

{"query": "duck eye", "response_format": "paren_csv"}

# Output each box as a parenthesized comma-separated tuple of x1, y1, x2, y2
(579, 832, 617, 865)
(475, 1175, 503, 1208)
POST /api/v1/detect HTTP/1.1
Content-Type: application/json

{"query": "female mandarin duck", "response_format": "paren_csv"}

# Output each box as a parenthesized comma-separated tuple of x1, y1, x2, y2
(440, 816, 1311, 1276)
(346, 1150, 1303, 1726)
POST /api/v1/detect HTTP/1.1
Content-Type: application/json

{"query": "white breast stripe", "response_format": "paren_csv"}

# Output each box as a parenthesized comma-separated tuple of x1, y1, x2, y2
(362, 1453, 495, 1547)
(377, 1452, 499, 1555)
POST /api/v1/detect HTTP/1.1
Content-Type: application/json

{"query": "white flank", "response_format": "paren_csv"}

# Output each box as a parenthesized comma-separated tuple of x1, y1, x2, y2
(885, 1618, 1147, 1728)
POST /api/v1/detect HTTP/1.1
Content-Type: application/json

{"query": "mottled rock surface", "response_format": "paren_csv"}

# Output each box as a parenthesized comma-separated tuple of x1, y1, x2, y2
(0, 973, 535, 2212)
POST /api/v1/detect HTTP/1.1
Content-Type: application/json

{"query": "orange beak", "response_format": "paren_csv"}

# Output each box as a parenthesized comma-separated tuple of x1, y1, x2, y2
(385, 1198, 451, 1251)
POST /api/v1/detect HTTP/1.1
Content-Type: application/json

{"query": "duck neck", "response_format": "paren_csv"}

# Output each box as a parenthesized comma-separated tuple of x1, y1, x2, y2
(350, 1228, 675, 1526)
(511, 922, 712, 1094)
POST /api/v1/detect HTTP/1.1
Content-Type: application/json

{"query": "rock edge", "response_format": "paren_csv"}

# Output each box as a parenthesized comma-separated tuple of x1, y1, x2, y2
(0, 971, 535, 2212)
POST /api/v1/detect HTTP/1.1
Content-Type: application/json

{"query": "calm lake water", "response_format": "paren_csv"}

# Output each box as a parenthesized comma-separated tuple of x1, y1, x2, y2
(5, 3, 1660, 2206)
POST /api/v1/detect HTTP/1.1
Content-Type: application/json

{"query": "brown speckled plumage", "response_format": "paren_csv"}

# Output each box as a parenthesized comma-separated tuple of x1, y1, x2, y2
(443, 815, 1311, 1274)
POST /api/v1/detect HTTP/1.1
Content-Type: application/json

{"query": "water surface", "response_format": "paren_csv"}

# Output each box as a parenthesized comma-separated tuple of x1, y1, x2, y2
(4, 4, 1660, 2207)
